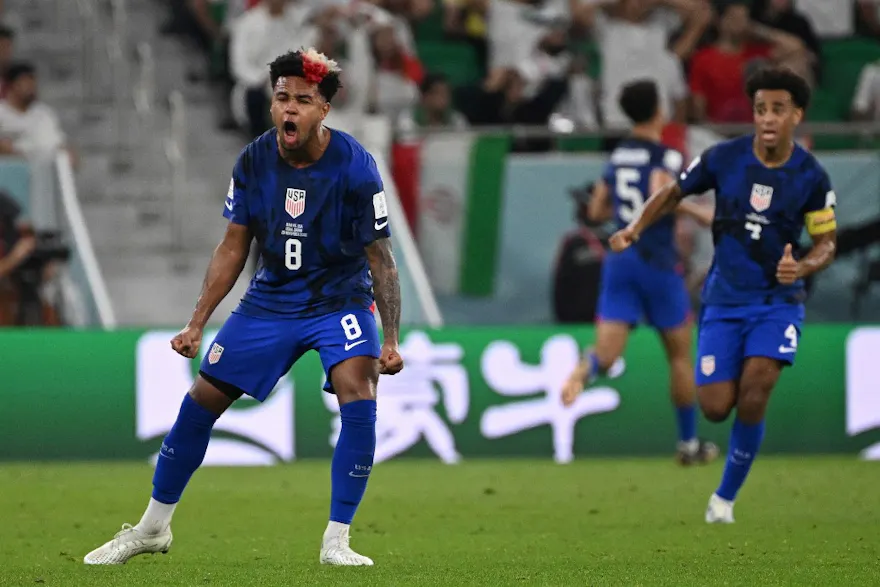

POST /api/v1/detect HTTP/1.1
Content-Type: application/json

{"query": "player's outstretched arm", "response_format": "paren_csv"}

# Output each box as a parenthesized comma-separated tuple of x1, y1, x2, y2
(171, 223, 252, 359)
(365, 237, 404, 375)
(675, 200, 714, 227)
(609, 180, 684, 252)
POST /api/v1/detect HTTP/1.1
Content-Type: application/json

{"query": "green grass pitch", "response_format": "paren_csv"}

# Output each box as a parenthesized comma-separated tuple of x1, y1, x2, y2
(1, 458, 879, 586)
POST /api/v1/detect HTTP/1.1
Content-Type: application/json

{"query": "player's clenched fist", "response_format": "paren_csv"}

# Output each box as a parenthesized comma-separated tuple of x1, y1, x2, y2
(171, 324, 203, 359)
(609, 227, 639, 252)
(379, 343, 404, 375)
(776, 244, 799, 285)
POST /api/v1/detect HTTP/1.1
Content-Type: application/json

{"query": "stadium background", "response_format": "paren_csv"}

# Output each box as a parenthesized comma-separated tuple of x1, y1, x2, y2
(1, 0, 879, 584)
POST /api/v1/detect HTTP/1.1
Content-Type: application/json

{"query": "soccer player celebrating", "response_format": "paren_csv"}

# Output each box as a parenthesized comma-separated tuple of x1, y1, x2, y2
(609, 67, 837, 523)
(84, 48, 403, 565)
(562, 80, 719, 466)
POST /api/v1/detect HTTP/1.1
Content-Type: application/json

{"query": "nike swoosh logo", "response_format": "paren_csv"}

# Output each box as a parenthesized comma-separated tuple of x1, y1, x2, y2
(374, 219, 388, 230)
(225, 200, 234, 211)
(348, 472, 369, 478)
(778, 346, 796, 354)
(345, 340, 368, 351)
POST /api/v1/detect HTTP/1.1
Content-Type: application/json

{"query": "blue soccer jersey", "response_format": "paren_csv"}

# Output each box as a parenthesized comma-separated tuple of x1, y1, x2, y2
(603, 138, 684, 271)
(596, 138, 691, 329)
(678, 135, 837, 383)
(201, 128, 390, 400)
(678, 135, 835, 306)
(224, 128, 391, 318)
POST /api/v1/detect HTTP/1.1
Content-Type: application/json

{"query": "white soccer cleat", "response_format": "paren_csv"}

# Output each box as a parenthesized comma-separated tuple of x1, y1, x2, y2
(320, 523, 374, 566)
(83, 523, 172, 565)
(705, 493, 735, 524)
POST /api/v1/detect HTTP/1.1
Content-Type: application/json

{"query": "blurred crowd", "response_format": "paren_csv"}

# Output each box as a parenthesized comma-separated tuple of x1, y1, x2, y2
(0, 9, 72, 326)
(158, 0, 880, 144)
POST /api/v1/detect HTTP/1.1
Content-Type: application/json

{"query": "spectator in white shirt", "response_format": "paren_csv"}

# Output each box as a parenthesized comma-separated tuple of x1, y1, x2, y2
(229, 0, 317, 138)
(0, 62, 69, 160)
(852, 59, 880, 120)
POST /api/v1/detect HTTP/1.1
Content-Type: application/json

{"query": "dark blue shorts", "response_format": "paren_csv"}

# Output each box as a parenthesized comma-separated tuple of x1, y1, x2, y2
(695, 303, 805, 386)
(199, 308, 380, 401)
(596, 251, 691, 330)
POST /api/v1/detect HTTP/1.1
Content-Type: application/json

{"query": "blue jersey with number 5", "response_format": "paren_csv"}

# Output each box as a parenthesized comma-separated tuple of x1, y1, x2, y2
(678, 135, 835, 306)
(602, 138, 684, 270)
(224, 128, 392, 318)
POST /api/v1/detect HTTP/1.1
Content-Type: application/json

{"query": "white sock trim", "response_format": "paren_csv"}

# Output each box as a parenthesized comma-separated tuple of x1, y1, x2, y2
(135, 497, 176, 535)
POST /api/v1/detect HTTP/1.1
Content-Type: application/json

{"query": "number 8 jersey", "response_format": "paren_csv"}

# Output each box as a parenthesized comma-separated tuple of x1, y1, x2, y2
(602, 138, 684, 271)
(224, 127, 391, 318)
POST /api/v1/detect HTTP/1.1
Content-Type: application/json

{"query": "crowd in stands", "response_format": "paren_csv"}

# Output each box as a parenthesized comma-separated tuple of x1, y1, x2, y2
(0, 10, 72, 326)
(155, 0, 880, 146)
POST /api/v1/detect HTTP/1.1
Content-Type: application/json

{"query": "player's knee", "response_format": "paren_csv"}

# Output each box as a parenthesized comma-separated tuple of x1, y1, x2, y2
(737, 383, 772, 423)
(700, 402, 732, 423)
(697, 385, 735, 422)
(335, 383, 376, 405)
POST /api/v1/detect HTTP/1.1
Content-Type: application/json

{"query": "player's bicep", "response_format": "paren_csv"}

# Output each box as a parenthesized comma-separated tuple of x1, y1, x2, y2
(365, 237, 396, 272)
(219, 221, 253, 257)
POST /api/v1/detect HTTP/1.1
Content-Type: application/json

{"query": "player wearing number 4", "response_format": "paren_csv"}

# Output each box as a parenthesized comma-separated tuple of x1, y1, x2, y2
(84, 49, 403, 566)
(562, 80, 720, 467)
(609, 67, 837, 523)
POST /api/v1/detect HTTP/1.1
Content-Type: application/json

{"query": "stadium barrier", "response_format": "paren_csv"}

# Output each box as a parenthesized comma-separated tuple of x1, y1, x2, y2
(2, 324, 878, 463)
(399, 126, 880, 324)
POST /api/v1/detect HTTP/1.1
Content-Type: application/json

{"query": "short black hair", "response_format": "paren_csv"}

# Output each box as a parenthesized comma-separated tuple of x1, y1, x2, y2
(618, 79, 659, 125)
(0, 24, 15, 40)
(746, 66, 811, 110)
(268, 49, 342, 103)
(420, 72, 448, 95)
(3, 61, 34, 85)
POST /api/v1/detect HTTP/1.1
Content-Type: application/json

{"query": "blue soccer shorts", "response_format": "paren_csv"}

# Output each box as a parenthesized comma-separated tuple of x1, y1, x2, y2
(695, 303, 805, 386)
(597, 252, 691, 331)
(199, 307, 381, 401)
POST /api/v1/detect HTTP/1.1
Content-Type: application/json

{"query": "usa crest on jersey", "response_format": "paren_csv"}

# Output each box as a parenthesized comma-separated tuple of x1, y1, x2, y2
(208, 342, 224, 365)
(749, 184, 773, 212)
(285, 188, 306, 219)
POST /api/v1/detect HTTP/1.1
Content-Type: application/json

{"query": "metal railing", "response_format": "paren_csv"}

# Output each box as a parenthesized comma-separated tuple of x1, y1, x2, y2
(166, 90, 188, 265)
(397, 121, 880, 142)
(55, 152, 117, 328)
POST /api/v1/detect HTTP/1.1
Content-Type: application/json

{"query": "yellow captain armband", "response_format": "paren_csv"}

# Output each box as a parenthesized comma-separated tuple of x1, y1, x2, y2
(805, 208, 837, 236)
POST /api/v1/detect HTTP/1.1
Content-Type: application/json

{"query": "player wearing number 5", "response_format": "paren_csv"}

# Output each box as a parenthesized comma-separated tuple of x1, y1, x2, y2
(84, 49, 403, 566)
(562, 80, 718, 467)
(610, 67, 837, 523)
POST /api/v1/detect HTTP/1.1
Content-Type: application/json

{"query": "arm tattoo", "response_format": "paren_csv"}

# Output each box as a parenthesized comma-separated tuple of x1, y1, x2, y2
(366, 238, 401, 344)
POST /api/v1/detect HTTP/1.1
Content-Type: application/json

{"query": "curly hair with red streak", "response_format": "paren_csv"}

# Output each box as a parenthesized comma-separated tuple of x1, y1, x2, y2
(269, 48, 343, 102)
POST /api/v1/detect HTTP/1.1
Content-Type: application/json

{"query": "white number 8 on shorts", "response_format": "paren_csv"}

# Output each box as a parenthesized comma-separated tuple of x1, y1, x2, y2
(341, 313, 362, 341)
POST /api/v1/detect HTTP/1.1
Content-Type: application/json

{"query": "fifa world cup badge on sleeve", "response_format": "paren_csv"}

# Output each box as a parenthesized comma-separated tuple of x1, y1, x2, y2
(373, 191, 388, 230)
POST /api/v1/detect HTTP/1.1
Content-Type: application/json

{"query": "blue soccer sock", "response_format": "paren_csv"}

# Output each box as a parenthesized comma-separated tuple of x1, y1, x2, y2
(151, 394, 218, 505)
(329, 399, 377, 525)
(716, 418, 765, 501)
(675, 403, 697, 444)
(585, 351, 601, 385)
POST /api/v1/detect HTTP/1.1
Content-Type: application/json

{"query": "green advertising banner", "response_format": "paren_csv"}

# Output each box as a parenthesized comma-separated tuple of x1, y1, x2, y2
(1, 325, 879, 463)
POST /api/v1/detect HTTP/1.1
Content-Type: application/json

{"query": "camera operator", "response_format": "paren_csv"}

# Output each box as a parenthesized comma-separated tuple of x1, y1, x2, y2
(0, 189, 66, 326)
